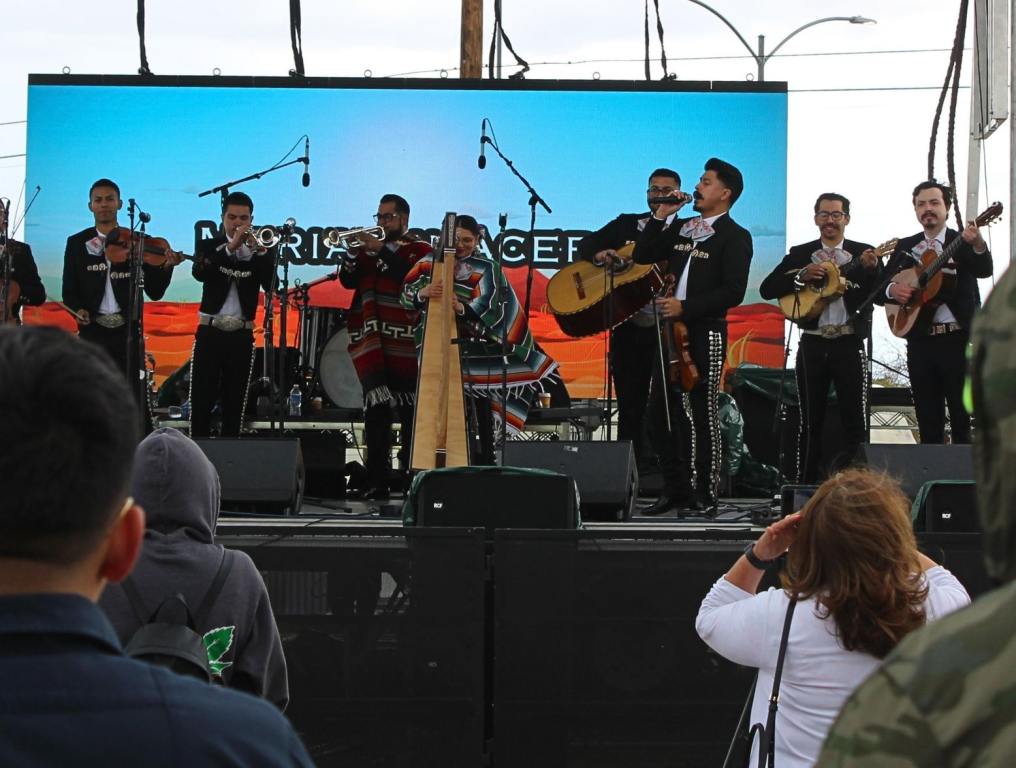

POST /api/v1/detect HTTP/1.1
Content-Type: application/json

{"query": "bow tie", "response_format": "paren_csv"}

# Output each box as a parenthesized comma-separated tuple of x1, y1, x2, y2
(679, 217, 715, 242)
(916, 237, 942, 256)
(813, 246, 848, 264)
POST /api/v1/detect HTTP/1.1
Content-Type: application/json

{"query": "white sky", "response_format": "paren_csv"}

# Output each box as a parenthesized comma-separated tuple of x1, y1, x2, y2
(0, 0, 1011, 371)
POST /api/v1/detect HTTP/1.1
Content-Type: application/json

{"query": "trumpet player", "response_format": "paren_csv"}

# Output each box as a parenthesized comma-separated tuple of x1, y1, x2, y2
(190, 191, 275, 438)
(338, 193, 431, 499)
(759, 193, 880, 482)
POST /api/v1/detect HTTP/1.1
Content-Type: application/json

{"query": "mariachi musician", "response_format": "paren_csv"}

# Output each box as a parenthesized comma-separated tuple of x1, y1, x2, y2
(402, 214, 558, 465)
(189, 191, 276, 439)
(759, 193, 880, 483)
(878, 180, 992, 445)
(576, 167, 685, 469)
(339, 194, 431, 499)
(633, 158, 753, 515)
(61, 178, 178, 388)
(0, 201, 46, 324)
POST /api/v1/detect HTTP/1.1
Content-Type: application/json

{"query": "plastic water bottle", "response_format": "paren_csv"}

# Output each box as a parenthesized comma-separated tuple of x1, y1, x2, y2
(288, 384, 303, 417)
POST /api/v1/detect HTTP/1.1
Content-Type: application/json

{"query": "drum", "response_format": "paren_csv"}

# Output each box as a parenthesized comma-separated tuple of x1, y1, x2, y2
(298, 307, 346, 368)
(319, 328, 364, 409)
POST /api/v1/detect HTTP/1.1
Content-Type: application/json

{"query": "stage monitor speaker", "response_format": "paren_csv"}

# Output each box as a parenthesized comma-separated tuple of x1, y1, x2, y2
(860, 444, 974, 499)
(407, 468, 579, 532)
(502, 440, 637, 522)
(914, 481, 979, 533)
(194, 438, 305, 515)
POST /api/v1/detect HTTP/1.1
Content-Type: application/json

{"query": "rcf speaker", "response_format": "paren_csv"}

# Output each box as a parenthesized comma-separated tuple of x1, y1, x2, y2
(916, 481, 979, 533)
(502, 441, 638, 521)
(298, 431, 348, 498)
(194, 438, 305, 515)
(860, 444, 973, 499)
(408, 468, 578, 532)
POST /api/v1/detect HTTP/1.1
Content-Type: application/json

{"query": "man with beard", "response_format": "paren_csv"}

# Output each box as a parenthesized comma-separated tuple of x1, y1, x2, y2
(575, 168, 687, 468)
(339, 194, 431, 498)
(634, 158, 753, 514)
(760, 193, 880, 481)
(879, 181, 992, 444)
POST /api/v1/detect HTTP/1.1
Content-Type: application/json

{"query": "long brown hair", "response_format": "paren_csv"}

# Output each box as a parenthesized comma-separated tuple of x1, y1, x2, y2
(780, 468, 928, 659)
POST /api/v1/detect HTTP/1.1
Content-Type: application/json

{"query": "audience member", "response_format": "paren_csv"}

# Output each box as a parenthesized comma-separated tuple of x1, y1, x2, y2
(100, 428, 289, 709)
(696, 469, 970, 768)
(0, 326, 311, 767)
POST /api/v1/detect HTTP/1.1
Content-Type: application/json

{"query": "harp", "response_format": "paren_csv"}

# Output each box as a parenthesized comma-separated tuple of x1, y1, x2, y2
(408, 212, 470, 470)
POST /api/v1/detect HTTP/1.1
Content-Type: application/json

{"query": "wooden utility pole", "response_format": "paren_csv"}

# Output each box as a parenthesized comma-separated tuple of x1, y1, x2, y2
(461, 0, 483, 78)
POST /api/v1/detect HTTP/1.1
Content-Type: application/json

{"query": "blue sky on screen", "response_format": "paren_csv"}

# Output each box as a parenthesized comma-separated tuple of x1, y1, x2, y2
(26, 80, 787, 302)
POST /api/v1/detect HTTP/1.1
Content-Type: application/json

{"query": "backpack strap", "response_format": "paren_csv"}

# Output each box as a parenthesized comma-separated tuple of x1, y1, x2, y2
(758, 597, 797, 768)
(120, 576, 150, 627)
(193, 548, 234, 628)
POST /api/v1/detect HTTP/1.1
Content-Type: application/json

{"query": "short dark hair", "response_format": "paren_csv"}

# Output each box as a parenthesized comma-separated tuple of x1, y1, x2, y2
(455, 214, 482, 238)
(911, 180, 953, 207)
(0, 326, 140, 563)
(705, 157, 744, 206)
(222, 191, 254, 214)
(380, 194, 410, 216)
(89, 178, 121, 199)
(814, 193, 851, 216)
(648, 168, 681, 187)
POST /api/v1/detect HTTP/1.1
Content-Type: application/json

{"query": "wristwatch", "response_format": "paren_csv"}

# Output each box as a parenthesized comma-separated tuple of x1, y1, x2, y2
(744, 541, 778, 570)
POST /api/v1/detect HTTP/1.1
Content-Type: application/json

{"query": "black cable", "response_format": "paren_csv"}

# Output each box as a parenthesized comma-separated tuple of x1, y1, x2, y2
(136, 0, 152, 75)
(642, 0, 666, 80)
(486, 0, 530, 79)
(927, 0, 970, 229)
(289, 0, 306, 77)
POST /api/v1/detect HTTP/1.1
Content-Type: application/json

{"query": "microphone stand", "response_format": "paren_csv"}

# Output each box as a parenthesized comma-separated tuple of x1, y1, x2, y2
(198, 155, 308, 209)
(125, 199, 150, 432)
(495, 212, 510, 463)
(481, 132, 551, 453)
(0, 201, 11, 323)
(851, 248, 911, 440)
(275, 221, 297, 434)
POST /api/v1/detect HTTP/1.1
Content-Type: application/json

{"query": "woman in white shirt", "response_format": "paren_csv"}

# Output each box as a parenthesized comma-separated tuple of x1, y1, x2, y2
(696, 469, 970, 768)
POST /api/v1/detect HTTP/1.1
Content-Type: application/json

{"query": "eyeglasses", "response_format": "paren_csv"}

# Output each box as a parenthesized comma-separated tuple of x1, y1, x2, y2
(647, 186, 678, 195)
(815, 211, 847, 221)
(373, 212, 400, 223)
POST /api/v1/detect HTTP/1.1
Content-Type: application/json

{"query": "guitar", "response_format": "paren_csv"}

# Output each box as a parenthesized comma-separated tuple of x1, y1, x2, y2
(547, 242, 664, 337)
(885, 202, 1003, 338)
(778, 239, 897, 323)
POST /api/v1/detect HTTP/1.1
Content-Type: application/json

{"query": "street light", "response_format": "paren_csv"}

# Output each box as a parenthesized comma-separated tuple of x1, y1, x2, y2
(687, 0, 876, 81)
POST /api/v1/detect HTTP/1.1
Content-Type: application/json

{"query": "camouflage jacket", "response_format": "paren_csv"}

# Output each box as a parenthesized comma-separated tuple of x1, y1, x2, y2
(816, 263, 1016, 766)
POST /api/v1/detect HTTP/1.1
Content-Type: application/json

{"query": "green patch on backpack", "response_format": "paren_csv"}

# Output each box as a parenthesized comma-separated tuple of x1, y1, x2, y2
(203, 625, 235, 676)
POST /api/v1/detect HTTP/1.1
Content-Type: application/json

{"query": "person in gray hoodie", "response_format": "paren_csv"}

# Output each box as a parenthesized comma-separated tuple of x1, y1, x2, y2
(100, 428, 289, 710)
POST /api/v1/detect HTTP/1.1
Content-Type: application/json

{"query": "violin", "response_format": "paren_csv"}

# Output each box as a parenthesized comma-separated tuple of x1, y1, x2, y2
(667, 319, 700, 392)
(657, 274, 700, 392)
(1, 278, 21, 324)
(104, 227, 193, 267)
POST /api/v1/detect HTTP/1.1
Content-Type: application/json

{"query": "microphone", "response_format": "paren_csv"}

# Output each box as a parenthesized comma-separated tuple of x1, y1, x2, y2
(478, 120, 487, 169)
(648, 192, 693, 206)
(128, 198, 152, 224)
(302, 137, 311, 187)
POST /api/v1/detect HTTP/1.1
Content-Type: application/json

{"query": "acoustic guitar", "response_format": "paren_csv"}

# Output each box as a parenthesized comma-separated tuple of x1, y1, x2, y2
(778, 239, 897, 323)
(885, 202, 1002, 338)
(547, 242, 664, 337)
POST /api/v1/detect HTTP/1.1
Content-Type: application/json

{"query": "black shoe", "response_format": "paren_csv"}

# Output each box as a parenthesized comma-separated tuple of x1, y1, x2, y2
(350, 486, 390, 501)
(642, 497, 682, 516)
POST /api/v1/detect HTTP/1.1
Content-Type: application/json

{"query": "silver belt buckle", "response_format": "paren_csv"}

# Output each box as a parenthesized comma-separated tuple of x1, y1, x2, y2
(819, 324, 851, 339)
(94, 312, 125, 329)
(212, 315, 244, 332)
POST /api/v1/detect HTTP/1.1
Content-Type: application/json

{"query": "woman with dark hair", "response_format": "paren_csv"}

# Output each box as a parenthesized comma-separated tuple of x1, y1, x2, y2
(696, 468, 970, 768)
(402, 214, 558, 463)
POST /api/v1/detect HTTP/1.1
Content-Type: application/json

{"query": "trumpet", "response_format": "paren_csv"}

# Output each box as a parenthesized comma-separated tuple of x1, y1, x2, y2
(241, 225, 283, 250)
(323, 225, 386, 251)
